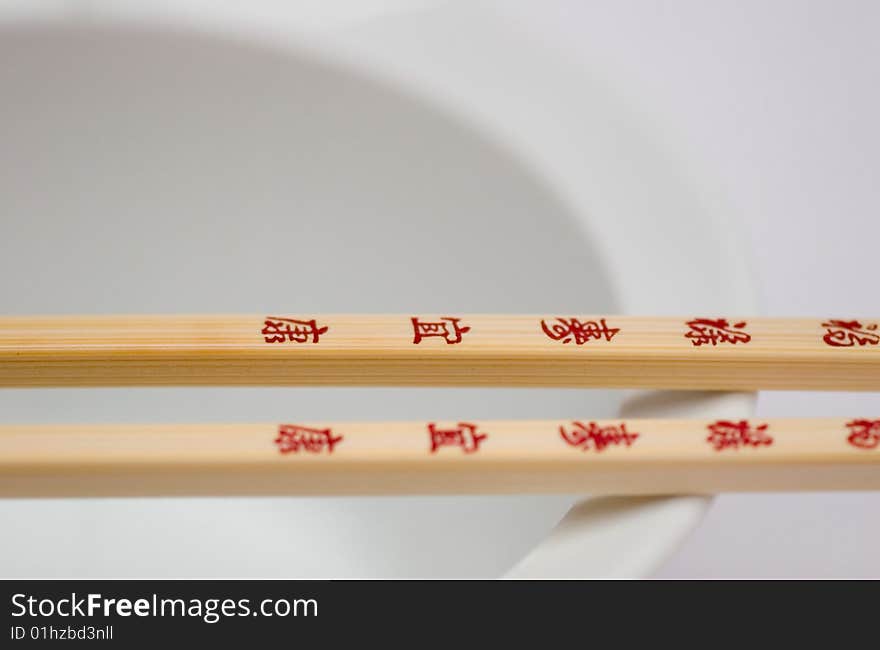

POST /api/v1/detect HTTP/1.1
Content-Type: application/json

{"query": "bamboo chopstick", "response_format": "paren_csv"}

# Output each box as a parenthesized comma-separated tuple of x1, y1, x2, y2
(1, 418, 877, 497)
(0, 314, 877, 390)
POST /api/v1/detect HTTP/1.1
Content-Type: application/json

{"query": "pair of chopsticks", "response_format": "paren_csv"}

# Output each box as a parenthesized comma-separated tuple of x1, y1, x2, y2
(0, 314, 877, 497)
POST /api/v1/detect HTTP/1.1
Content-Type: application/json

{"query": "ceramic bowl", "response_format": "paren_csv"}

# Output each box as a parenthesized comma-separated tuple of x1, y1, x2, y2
(0, 3, 755, 578)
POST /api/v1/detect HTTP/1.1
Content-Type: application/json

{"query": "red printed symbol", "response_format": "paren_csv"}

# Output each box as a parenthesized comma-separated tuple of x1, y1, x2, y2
(684, 318, 751, 347)
(846, 419, 880, 450)
(560, 421, 639, 452)
(428, 422, 487, 454)
(540, 318, 620, 344)
(262, 317, 328, 344)
(821, 320, 879, 347)
(706, 420, 772, 451)
(275, 424, 343, 454)
(411, 316, 470, 345)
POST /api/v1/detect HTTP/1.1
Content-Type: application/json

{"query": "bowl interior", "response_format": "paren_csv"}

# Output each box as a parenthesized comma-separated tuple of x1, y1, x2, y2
(0, 25, 621, 578)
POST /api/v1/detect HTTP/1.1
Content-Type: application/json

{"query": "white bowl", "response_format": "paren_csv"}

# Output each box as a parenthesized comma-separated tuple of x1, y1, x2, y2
(0, 3, 755, 578)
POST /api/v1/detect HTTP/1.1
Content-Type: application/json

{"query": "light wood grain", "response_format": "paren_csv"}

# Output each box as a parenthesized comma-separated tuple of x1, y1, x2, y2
(0, 418, 877, 497)
(0, 314, 877, 390)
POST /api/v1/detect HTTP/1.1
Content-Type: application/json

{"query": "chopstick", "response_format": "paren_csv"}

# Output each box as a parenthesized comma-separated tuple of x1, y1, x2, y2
(1, 418, 877, 497)
(0, 314, 877, 390)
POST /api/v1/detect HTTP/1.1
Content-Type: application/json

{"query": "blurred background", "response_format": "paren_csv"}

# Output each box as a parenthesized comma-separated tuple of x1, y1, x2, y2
(1, 1, 877, 578)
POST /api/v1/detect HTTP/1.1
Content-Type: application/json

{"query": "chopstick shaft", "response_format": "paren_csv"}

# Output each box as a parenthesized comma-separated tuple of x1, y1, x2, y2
(0, 314, 878, 390)
(1, 417, 877, 497)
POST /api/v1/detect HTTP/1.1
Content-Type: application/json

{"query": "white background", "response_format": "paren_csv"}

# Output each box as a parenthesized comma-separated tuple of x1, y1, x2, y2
(486, 0, 879, 578)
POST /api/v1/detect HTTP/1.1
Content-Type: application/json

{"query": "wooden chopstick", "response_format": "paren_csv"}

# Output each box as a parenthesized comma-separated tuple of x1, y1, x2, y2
(0, 314, 877, 390)
(1, 418, 877, 497)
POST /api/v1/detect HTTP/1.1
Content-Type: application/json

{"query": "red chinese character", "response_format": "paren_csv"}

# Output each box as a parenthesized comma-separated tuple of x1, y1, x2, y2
(411, 317, 470, 345)
(274, 424, 343, 454)
(540, 318, 620, 344)
(821, 320, 879, 347)
(846, 419, 880, 450)
(706, 420, 772, 451)
(684, 318, 751, 347)
(559, 421, 639, 452)
(262, 317, 328, 344)
(428, 422, 487, 453)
